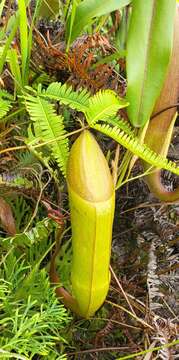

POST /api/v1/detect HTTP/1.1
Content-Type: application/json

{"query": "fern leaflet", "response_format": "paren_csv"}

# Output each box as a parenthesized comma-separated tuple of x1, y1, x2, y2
(93, 123, 179, 176)
(0, 89, 14, 100)
(42, 82, 91, 112)
(0, 94, 12, 120)
(24, 94, 69, 176)
(100, 116, 133, 135)
(86, 90, 128, 125)
(0, 98, 11, 119)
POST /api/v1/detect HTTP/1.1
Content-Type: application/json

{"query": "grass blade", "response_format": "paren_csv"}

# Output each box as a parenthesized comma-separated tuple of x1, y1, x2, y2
(18, 0, 28, 85)
(0, 16, 19, 75)
(0, 0, 5, 18)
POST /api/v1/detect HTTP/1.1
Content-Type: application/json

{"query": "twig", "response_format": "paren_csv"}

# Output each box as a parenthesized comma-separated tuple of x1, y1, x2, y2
(105, 300, 154, 330)
(67, 346, 132, 356)
(110, 265, 136, 316)
(112, 144, 120, 186)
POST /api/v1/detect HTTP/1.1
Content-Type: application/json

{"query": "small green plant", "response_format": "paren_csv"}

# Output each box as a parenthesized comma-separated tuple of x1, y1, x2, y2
(0, 219, 70, 359)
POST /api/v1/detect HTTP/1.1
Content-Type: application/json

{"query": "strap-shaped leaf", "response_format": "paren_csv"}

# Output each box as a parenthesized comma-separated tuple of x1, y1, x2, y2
(126, 0, 176, 127)
(86, 90, 128, 125)
(92, 122, 179, 176)
(24, 94, 69, 176)
(66, 0, 131, 44)
(141, 8, 179, 202)
(0, 0, 5, 18)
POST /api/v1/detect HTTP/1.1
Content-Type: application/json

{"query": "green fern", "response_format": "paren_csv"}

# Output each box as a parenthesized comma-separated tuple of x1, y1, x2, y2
(0, 89, 13, 120)
(25, 83, 179, 178)
(86, 90, 128, 125)
(43, 82, 91, 112)
(92, 123, 179, 176)
(26, 126, 60, 185)
(15, 150, 37, 169)
(0, 97, 11, 120)
(24, 94, 69, 177)
(0, 88, 14, 100)
(101, 116, 133, 135)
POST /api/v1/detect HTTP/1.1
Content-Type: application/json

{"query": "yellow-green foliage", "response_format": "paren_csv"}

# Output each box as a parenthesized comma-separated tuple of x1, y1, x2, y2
(67, 130, 115, 317)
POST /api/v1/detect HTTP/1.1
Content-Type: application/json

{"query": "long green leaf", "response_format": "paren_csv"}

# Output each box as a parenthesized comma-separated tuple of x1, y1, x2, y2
(67, 0, 131, 44)
(8, 49, 23, 93)
(0, 0, 5, 18)
(0, 16, 19, 75)
(18, 0, 28, 85)
(27, 1, 43, 88)
(126, 0, 176, 127)
(66, 0, 78, 52)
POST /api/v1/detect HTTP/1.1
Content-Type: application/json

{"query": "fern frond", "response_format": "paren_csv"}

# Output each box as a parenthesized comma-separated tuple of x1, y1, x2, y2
(43, 82, 91, 112)
(25, 126, 59, 184)
(102, 116, 133, 135)
(93, 123, 179, 176)
(15, 151, 37, 169)
(0, 89, 13, 120)
(0, 89, 14, 100)
(0, 97, 12, 120)
(24, 94, 69, 176)
(86, 90, 128, 125)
